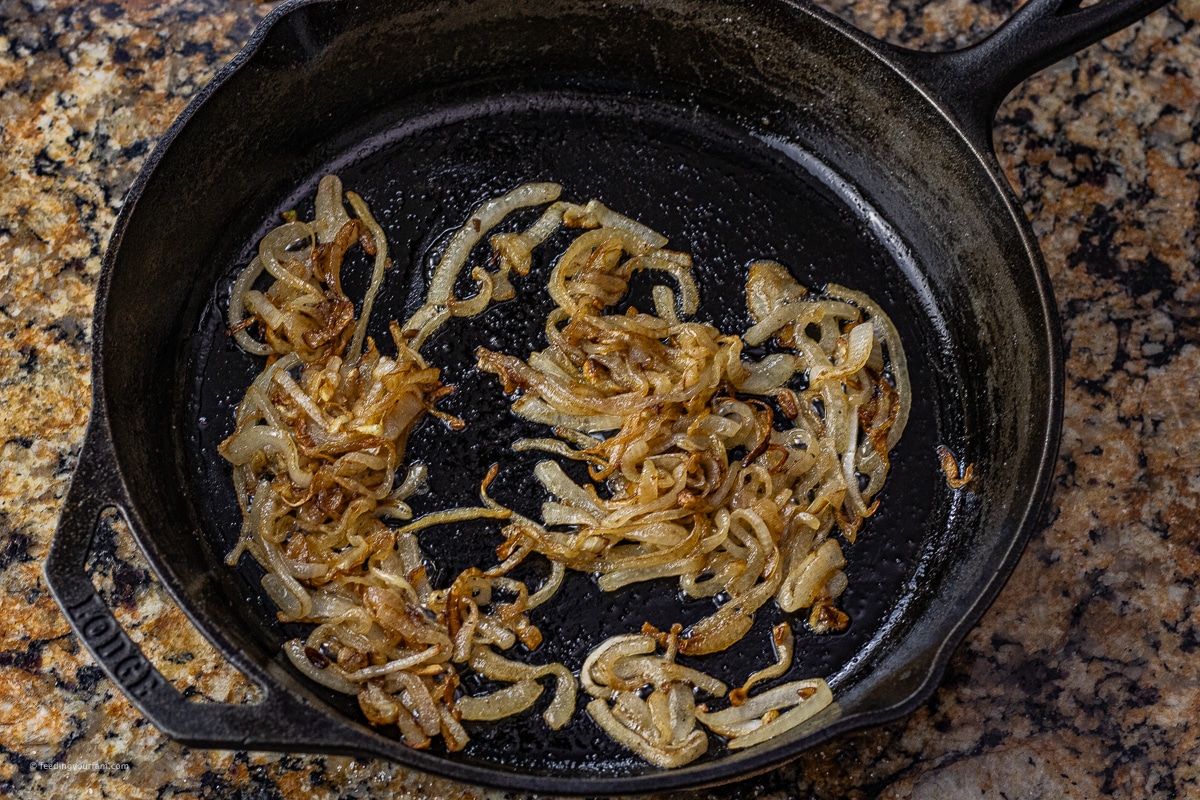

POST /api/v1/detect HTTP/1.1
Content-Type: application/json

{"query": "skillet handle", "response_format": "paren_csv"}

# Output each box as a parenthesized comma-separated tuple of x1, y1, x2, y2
(887, 0, 1170, 152)
(45, 420, 381, 755)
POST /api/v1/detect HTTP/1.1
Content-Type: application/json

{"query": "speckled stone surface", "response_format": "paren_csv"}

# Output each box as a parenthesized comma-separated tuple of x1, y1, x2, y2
(2, 0, 1199, 797)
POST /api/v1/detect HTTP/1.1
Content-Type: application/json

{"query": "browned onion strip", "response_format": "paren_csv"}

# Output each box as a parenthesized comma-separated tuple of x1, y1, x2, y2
(228, 256, 272, 355)
(729, 623, 795, 706)
(490, 201, 568, 279)
(512, 437, 607, 467)
(936, 444, 975, 489)
(314, 174, 353, 245)
(438, 704, 471, 751)
(562, 199, 669, 246)
(826, 282, 911, 449)
(777, 539, 848, 614)
(282, 638, 360, 694)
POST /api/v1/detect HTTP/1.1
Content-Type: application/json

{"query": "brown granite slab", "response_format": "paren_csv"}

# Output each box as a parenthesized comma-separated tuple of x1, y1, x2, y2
(2, 1, 1198, 797)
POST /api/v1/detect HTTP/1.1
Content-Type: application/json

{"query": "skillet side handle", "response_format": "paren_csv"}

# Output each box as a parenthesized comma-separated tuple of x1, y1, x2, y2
(45, 420, 380, 755)
(887, 0, 1170, 153)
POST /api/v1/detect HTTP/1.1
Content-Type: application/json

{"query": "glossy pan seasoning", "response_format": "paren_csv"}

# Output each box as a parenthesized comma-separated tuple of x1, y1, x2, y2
(47, 0, 1169, 794)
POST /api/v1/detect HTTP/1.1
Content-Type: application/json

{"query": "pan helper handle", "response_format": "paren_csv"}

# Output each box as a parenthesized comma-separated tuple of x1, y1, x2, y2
(45, 419, 382, 754)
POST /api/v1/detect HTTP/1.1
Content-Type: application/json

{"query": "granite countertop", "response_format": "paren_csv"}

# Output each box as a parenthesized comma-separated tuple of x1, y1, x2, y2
(2, 0, 1199, 797)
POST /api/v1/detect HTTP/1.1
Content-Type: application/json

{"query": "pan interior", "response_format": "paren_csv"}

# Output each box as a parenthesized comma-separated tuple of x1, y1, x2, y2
(183, 88, 957, 775)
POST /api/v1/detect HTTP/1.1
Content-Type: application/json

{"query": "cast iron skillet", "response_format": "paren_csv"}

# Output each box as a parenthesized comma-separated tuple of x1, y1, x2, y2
(47, 0, 1169, 795)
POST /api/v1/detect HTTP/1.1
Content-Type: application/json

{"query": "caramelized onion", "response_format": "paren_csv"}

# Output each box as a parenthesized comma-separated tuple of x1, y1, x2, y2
(223, 179, 574, 756)
(225, 178, 910, 768)
(466, 190, 909, 765)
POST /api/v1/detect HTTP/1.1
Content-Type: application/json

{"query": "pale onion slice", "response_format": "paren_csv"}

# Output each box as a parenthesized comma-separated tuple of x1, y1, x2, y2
(490, 200, 567, 276)
(697, 678, 831, 735)
(438, 704, 470, 752)
(700, 679, 834, 750)
(826, 282, 911, 447)
(745, 260, 808, 324)
(345, 190, 390, 362)
(581, 634, 658, 699)
(228, 256, 272, 355)
(392, 507, 512, 534)
(358, 680, 400, 725)
(526, 561, 566, 610)
(510, 396, 624, 432)
(313, 174, 352, 245)
(258, 221, 318, 295)
(534, 460, 605, 516)
(392, 670, 443, 738)
(653, 285, 680, 325)
(456, 679, 544, 721)
(734, 353, 801, 394)
(611, 655, 727, 698)
(242, 290, 287, 331)
(628, 250, 698, 316)
(468, 647, 577, 730)
(807, 321, 874, 386)
(282, 639, 360, 694)
(342, 646, 440, 682)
